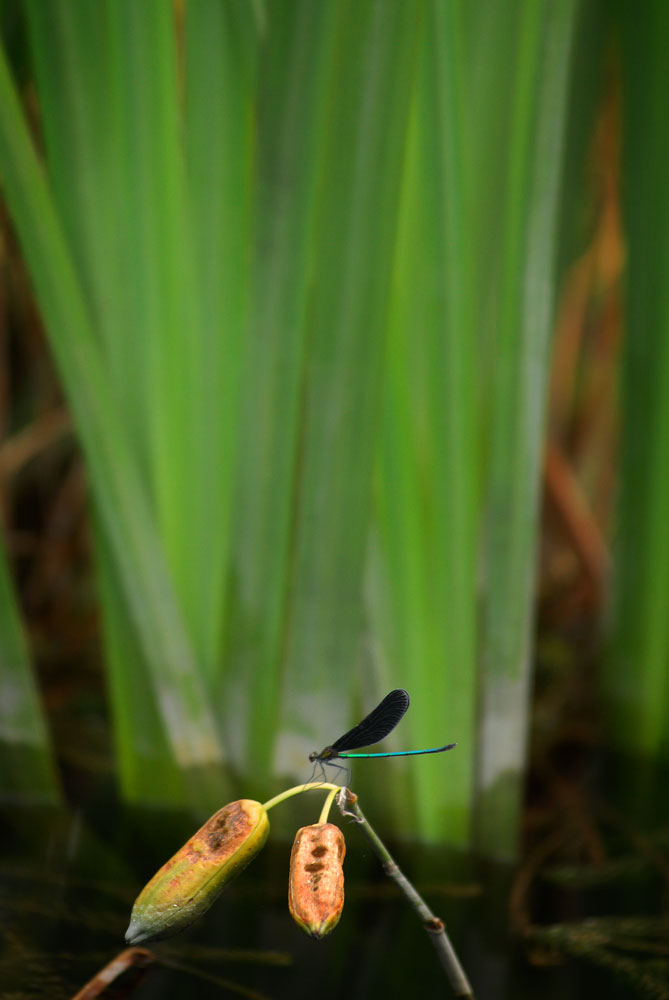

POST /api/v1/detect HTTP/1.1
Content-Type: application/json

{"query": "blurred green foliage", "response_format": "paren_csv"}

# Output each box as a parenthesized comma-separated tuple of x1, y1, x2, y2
(0, 0, 666, 859)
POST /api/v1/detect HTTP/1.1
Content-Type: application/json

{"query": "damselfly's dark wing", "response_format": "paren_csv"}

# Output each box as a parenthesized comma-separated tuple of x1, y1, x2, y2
(329, 689, 410, 753)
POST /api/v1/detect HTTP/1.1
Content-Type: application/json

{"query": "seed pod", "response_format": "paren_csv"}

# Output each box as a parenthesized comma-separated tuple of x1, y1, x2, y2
(288, 823, 345, 939)
(125, 799, 269, 944)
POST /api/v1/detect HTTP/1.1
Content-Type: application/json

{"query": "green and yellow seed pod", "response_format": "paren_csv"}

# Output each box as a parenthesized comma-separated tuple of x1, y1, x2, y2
(288, 823, 345, 939)
(125, 799, 269, 944)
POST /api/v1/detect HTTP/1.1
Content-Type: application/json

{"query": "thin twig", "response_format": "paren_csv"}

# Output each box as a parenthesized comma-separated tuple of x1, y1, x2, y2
(70, 947, 154, 999)
(337, 789, 475, 999)
(69, 946, 273, 1000)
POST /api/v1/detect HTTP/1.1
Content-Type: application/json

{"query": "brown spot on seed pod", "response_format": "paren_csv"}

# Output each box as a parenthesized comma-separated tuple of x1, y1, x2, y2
(288, 823, 345, 939)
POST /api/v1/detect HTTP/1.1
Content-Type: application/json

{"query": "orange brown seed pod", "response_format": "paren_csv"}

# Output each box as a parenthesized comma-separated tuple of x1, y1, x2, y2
(125, 799, 269, 944)
(288, 823, 346, 939)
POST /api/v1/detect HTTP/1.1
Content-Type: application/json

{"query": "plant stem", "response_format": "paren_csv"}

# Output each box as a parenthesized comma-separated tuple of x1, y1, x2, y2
(337, 789, 475, 999)
(262, 782, 339, 812)
(318, 786, 339, 825)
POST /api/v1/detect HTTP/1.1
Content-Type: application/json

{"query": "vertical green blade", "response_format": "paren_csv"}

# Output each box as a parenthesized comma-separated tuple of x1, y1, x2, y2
(183, 0, 255, 680)
(95, 518, 185, 804)
(371, 0, 477, 842)
(607, 0, 669, 765)
(474, 0, 578, 859)
(228, 0, 340, 778)
(277, 0, 423, 767)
